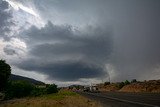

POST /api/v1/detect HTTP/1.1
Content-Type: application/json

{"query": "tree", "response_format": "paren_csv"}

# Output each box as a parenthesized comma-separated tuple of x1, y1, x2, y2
(131, 79, 137, 83)
(0, 60, 11, 91)
(117, 82, 124, 89)
(124, 80, 130, 85)
(46, 84, 58, 94)
(104, 82, 110, 86)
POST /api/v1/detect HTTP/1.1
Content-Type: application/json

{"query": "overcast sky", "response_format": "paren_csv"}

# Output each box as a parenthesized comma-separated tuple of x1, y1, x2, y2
(0, 0, 160, 86)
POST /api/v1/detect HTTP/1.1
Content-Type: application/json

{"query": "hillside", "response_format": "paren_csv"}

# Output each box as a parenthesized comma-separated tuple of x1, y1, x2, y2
(98, 83, 119, 92)
(97, 80, 160, 93)
(120, 80, 160, 93)
(9, 74, 45, 85)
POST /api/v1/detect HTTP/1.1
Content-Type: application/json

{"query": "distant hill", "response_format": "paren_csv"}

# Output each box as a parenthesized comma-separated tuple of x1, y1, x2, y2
(9, 74, 45, 85)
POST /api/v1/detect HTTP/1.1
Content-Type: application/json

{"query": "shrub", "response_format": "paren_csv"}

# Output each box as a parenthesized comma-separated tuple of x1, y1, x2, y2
(131, 79, 137, 83)
(5, 81, 34, 99)
(4, 80, 58, 99)
(117, 82, 124, 89)
(104, 82, 110, 86)
(46, 84, 58, 94)
(124, 80, 130, 85)
(30, 87, 46, 97)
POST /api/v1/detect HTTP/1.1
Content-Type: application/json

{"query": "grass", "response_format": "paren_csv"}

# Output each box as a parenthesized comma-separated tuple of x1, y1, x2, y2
(41, 90, 78, 100)
(0, 90, 102, 107)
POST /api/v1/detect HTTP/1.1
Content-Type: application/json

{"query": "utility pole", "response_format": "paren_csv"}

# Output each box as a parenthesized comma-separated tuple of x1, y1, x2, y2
(108, 72, 111, 83)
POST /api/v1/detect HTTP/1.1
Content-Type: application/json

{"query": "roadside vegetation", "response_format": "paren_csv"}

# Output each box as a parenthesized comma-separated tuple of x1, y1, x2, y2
(0, 60, 58, 100)
(0, 90, 101, 107)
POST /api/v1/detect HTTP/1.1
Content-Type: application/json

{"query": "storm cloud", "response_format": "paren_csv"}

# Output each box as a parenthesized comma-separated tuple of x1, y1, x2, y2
(15, 22, 112, 81)
(18, 60, 106, 81)
(1, 0, 160, 84)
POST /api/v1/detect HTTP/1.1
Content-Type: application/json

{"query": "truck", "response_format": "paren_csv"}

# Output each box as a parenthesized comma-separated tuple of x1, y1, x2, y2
(83, 84, 99, 93)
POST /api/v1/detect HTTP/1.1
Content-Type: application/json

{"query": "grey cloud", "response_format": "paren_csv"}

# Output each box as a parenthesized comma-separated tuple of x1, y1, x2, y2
(32, 0, 160, 81)
(27, 23, 112, 63)
(32, 0, 110, 26)
(17, 60, 106, 81)
(0, 0, 13, 40)
(16, 22, 112, 81)
(23, 21, 73, 44)
(8, 0, 160, 82)
(0, 0, 8, 10)
(107, 0, 160, 81)
(3, 44, 25, 56)
(3, 45, 16, 55)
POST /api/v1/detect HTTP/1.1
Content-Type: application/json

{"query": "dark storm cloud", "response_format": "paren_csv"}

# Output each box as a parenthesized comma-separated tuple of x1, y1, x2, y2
(16, 22, 112, 81)
(7, 0, 160, 82)
(18, 60, 106, 81)
(0, 0, 14, 41)
(26, 22, 112, 63)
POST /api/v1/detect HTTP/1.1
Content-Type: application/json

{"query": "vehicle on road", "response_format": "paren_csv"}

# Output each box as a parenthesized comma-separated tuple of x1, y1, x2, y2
(83, 85, 99, 93)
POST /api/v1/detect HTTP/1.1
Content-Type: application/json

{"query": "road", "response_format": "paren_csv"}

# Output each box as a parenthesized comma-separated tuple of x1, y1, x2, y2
(79, 92, 160, 107)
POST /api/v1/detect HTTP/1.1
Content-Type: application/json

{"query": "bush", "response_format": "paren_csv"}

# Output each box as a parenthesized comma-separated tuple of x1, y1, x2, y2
(30, 87, 46, 97)
(4, 81, 58, 99)
(131, 79, 137, 83)
(46, 84, 58, 94)
(5, 81, 34, 99)
(104, 82, 110, 86)
(124, 80, 130, 85)
(117, 82, 124, 89)
(31, 84, 59, 96)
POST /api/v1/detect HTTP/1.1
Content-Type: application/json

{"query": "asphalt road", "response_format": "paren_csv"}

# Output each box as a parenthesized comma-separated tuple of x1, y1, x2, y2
(79, 92, 160, 107)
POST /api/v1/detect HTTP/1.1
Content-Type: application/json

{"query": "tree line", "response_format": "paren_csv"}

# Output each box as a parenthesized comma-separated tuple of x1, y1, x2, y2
(0, 60, 58, 100)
